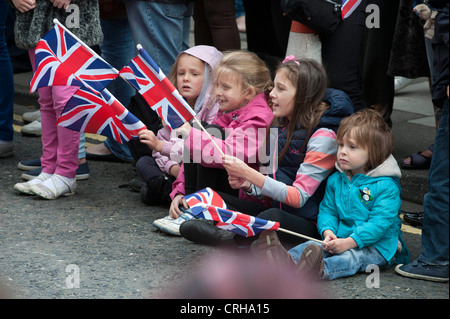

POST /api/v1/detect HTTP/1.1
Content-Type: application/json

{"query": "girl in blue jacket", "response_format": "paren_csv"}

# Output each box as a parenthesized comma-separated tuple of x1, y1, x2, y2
(259, 109, 410, 280)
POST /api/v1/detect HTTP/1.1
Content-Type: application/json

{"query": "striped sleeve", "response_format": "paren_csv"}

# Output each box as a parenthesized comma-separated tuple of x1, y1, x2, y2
(260, 128, 337, 208)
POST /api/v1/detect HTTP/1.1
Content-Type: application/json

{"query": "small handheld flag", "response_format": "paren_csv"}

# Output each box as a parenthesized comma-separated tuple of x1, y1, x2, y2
(57, 87, 146, 144)
(119, 44, 196, 130)
(30, 19, 119, 94)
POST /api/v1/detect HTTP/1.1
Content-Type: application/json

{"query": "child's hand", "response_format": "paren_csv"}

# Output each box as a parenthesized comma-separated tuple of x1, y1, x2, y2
(228, 175, 250, 190)
(222, 155, 248, 176)
(174, 122, 192, 139)
(323, 237, 357, 255)
(322, 229, 336, 243)
(138, 129, 163, 152)
(169, 194, 188, 219)
(12, 0, 36, 13)
(50, 0, 71, 10)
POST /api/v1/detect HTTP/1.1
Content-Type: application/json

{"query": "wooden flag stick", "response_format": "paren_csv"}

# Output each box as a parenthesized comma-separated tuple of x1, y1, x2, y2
(277, 227, 325, 245)
(192, 116, 225, 157)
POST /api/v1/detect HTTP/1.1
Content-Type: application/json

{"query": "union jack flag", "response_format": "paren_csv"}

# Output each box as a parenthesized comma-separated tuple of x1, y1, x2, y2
(184, 188, 228, 216)
(341, 0, 362, 19)
(30, 22, 119, 94)
(119, 46, 196, 130)
(210, 206, 280, 237)
(184, 188, 280, 237)
(57, 87, 146, 144)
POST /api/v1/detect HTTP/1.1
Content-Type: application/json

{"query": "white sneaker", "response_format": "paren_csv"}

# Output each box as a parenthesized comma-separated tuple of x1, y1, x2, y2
(30, 174, 77, 199)
(14, 173, 50, 195)
(22, 110, 41, 123)
(153, 215, 174, 230)
(159, 213, 194, 236)
(21, 119, 42, 136)
(394, 76, 413, 93)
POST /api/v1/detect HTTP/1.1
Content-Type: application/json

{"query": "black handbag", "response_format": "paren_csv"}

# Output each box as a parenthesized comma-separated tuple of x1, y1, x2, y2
(280, 0, 342, 33)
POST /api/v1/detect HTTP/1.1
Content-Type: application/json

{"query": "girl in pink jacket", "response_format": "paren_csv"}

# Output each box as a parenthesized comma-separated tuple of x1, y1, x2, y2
(136, 46, 222, 205)
(154, 50, 274, 236)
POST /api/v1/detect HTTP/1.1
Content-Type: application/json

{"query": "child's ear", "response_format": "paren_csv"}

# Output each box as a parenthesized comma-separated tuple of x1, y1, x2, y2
(243, 87, 256, 100)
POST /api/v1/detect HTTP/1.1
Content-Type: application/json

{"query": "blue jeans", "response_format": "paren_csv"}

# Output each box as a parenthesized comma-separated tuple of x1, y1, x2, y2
(289, 241, 388, 280)
(0, 0, 14, 142)
(125, 1, 193, 75)
(420, 99, 449, 266)
(100, 18, 135, 162)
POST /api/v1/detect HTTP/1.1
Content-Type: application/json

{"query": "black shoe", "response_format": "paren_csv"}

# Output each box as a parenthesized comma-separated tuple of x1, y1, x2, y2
(402, 211, 423, 227)
(180, 219, 235, 246)
(140, 184, 162, 206)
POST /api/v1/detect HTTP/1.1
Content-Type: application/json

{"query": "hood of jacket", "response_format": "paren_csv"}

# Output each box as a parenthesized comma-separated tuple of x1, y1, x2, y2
(336, 154, 401, 179)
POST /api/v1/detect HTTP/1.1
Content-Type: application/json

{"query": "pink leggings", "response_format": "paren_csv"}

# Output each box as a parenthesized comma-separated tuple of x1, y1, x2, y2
(29, 49, 80, 178)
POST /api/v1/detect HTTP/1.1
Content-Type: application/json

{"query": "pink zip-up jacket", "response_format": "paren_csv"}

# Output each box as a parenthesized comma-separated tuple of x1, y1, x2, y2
(170, 92, 273, 200)
(152, 46, 222, 174)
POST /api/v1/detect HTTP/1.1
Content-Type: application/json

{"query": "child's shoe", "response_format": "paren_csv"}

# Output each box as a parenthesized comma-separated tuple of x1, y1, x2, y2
(296, 244, 324, 278)
(157, 211, 195, 236)
(257, 230, 294, 268)
(30, 174, 77, 199)
(14, 173, 50, 195)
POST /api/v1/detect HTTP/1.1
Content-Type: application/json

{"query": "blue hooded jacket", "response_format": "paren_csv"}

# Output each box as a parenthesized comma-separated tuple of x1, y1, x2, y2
(318, 155, 410, 264)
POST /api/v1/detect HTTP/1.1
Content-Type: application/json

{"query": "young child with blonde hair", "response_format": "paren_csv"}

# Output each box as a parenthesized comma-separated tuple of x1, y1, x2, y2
(155, 50, 274, 235)
(136, 45, 222, 206)
(258, 108, 410, 280)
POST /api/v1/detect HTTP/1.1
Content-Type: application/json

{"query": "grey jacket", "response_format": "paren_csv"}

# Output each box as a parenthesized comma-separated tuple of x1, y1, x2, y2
(8, 0, 103, 49)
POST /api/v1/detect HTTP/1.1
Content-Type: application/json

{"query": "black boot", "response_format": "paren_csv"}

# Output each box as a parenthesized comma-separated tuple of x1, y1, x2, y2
(140, 174, 175, 206)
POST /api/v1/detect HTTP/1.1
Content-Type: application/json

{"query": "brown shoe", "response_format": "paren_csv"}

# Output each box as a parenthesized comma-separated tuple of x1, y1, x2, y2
(296, 244, 324, 278)
(257, 230, 294, 268)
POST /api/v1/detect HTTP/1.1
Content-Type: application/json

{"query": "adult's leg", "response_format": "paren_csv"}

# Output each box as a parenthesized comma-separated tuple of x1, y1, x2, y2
(321, 0, 367, 112)
(125, 1, 193, 75)
(0, 0, 14, 146)
(193, 0, 240, 51)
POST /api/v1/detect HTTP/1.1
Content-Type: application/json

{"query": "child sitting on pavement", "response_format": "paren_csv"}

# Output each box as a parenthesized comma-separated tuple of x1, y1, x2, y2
(258, 109, 410, 280)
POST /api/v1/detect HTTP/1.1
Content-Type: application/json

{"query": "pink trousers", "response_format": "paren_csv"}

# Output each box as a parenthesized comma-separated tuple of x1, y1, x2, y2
(29, 49, 80, 178)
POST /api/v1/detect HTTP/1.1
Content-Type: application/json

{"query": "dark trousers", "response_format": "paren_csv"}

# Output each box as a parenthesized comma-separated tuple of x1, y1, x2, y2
(321, 0, 367, 112)
(193, 0, 241, 51)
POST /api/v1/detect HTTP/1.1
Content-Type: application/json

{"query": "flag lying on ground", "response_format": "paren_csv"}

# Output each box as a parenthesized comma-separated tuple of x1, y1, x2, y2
(119, 45, 196, 130)
(30, 22, 119, 94)
(57, 87, 146, 144)
(184, 188, 280, 237)
(341, 0, 362, 19)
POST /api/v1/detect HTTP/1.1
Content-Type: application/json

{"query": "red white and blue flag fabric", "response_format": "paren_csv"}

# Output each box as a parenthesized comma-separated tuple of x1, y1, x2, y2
(341, 0, 362, 19)
(211, 206, 280, 237)
(184, 188, 228, 216)
(30, 23, 119, 94)
(184, 188, 280, 237)
(119, 46, 196, 131)
(57, 87, 146, 144)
